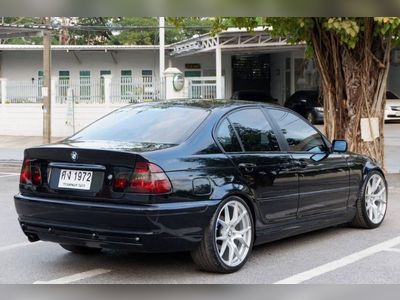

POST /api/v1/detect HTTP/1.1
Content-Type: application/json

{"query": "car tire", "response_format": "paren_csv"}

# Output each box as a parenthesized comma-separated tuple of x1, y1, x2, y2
(60, 244, 102, 255)
(350, 171, 388, 229)
(191, 196, 254, 273)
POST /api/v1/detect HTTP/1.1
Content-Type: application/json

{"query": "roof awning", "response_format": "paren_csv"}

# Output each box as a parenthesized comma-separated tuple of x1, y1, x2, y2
(170, 29, 305, 57)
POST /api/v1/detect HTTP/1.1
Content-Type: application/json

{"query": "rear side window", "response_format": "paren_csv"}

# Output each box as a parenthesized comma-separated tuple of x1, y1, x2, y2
(216, 118, 242, 152)
(72, 105, 210, 145)
(269, 109, 326, 152)
(227, 108, 280, 152)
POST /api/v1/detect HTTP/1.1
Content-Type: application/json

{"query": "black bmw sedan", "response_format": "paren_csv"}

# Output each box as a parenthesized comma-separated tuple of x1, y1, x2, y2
(14, 99, 387, 273)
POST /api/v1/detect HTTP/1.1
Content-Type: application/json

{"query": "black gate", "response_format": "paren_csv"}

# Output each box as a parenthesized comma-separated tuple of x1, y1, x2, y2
(232, 54, 271, 95)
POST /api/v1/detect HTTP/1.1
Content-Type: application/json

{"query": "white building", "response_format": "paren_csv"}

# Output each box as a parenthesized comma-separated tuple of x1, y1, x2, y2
(0, 28, 399, 137)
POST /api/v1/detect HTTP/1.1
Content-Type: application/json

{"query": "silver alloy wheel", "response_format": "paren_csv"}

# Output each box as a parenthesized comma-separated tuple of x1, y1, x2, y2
(365, 174, 387, 224)
(215, 200, 252, 267)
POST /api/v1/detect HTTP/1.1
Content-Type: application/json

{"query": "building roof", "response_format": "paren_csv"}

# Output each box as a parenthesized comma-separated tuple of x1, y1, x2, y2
(0, 26, 303, 55)
(0, 44, 171, 51)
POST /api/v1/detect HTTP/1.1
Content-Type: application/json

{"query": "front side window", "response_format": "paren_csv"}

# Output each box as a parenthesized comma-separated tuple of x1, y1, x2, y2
(269, 109, 326, 152)
(227, 108, 280, 152)
(216, 118, 242, 152)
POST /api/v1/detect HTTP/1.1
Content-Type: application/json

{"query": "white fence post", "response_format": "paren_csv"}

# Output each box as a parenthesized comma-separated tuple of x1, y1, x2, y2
(103, 75, 112, 109)
(1, 78, 7, 105)
(164, 67, 186, 100)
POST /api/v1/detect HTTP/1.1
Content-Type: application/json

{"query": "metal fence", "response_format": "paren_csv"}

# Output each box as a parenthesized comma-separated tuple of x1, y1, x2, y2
(56, 78, 103, 104)
(111, 75, 159, 104)
(0, 76, 221, 103)
(1, 76, 160, 104)
(188, 77, 224, 99)
(5, 80, 43, 103)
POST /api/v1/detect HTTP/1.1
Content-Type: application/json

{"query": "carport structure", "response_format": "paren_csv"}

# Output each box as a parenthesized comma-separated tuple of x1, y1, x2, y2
(170, 28, 305, 99)
(0, 22, 55, 143)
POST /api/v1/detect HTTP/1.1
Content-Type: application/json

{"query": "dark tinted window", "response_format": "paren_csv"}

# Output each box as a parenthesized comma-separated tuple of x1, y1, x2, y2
(227, 108, 280, 152)
(216, 118, 242, 152)
(386, 91, 399, 99)
(269, 109, 326, 152)
(72, 105, 209, 144)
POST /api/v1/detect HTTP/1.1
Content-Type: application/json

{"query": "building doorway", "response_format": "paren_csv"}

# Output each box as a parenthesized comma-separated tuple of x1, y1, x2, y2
(232, 54, 271, 96)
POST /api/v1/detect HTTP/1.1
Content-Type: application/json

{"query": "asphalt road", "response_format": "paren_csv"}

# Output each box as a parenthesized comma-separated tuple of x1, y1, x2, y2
(1, 171, 400, 284)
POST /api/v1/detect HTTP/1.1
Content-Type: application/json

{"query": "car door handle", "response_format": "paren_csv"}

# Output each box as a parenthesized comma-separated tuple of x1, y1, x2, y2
(238, 163, 257, 173)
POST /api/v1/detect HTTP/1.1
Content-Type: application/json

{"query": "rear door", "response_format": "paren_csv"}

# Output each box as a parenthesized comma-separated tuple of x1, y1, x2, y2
(267, 108, 349, 217)
(215, 107, 298, 223)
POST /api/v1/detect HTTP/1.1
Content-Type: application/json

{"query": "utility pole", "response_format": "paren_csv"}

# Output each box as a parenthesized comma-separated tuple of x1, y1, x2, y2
(159, 17, 165, 99)
(42, 17, 52, 144)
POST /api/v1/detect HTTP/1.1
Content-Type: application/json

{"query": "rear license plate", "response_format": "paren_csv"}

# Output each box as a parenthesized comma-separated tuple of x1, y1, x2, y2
(58, 169, 93, 190)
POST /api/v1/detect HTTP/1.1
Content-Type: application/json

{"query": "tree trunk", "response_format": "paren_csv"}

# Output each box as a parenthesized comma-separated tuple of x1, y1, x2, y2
(311, 18, 391, 169)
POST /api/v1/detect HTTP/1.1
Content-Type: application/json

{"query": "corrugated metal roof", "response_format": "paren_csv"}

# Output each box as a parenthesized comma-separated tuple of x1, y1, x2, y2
(0, 44, 171, 51)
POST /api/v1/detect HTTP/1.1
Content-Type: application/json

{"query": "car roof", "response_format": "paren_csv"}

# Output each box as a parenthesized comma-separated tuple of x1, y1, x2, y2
(125, 99, 280, 112)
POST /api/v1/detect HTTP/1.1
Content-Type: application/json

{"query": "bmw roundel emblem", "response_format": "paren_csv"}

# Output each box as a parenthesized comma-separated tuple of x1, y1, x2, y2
(71, 151, 78, 161)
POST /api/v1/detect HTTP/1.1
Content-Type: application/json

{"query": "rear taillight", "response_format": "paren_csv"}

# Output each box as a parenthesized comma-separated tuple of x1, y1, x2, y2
(20, 159, 42, 185)
(20, 159, 31, 184)
(126, 162, 172, 194)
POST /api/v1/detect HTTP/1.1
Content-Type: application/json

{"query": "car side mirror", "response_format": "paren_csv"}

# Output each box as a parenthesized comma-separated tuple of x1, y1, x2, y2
(332, 140, 348, 153)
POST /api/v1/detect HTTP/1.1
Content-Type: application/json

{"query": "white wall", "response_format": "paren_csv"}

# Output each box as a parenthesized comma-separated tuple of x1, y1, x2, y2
(270, 52, 287, 105)
(0, 50, 162, 82)
(0, 50, 233, 98)
(0, 102, 120, 137)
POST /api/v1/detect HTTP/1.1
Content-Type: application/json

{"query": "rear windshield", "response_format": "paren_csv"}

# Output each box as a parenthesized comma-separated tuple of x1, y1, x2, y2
(71, 104, 210, 145)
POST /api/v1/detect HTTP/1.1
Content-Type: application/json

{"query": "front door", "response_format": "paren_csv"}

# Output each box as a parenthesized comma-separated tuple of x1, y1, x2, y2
(215, 107, 298, 223)
(268, 108, 349, 217)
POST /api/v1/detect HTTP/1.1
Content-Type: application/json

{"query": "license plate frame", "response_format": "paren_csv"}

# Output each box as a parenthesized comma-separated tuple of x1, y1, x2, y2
(57, 169, 93, 191)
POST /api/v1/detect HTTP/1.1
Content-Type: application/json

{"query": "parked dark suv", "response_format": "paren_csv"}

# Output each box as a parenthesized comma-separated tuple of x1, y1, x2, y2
(284, 90, 324, 124)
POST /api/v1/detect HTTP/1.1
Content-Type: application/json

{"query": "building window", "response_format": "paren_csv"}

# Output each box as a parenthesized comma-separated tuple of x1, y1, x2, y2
(184, 70, 201, 78)
(37, 71, 44, 98)
(58, 70, 70, 103)
(142, 70, 153, 100)
(38, 70, 44, 83)
(80, 70, 91, 101)
(121, 70, 133, 101)
(141, 70, 152, 76)
(100, 70, 111, 101)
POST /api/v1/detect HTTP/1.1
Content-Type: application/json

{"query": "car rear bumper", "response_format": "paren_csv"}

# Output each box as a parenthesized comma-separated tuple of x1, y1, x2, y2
(14, 193, 220, 252)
